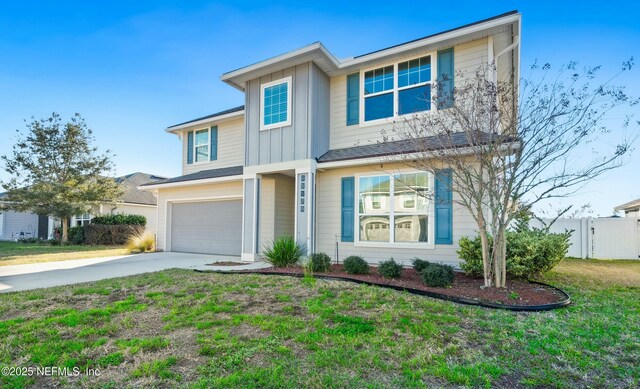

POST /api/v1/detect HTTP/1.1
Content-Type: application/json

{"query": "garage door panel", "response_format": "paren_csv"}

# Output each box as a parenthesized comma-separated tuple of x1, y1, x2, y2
(170, 200, 242, 255)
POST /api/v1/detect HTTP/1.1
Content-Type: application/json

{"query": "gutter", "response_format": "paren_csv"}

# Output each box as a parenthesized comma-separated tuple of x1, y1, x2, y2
(137, 174, 243, 191)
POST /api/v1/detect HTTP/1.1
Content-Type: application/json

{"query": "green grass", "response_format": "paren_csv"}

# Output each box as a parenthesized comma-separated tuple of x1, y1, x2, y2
(0, 258, 638, 387)
(0, 241, 127, 266)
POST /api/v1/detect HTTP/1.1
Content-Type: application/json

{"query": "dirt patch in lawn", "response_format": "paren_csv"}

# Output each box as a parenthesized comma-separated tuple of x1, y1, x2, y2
(235, 265, 567, 307)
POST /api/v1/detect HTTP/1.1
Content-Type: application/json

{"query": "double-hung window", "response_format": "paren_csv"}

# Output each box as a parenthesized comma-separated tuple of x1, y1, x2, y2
(194, 129, 209, 163)
(363, 66, 394, 121)
(358, 172, 431, 245)
(362, 55, 433, 123)
(261, 76, 292, 130)
(398, 56, 432, 115)
(75, 213, 91, 227)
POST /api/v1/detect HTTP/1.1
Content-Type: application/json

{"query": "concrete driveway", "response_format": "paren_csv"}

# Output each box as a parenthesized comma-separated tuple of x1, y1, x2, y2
(0, 252, 267, 293)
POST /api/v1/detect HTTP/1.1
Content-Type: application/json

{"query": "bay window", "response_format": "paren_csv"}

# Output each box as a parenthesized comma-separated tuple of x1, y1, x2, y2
(362, 55, 433, 122)
(358, 172, 431, 244)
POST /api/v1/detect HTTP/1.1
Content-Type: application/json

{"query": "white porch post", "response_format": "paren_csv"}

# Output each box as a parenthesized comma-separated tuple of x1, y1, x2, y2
(294, 168, 316, 255)
(241, 174, 261, 261)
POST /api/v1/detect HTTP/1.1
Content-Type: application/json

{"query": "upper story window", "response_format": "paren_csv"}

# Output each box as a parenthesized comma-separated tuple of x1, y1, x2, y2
(261, 76, 292, 130)
(186, 126, 218, 165)
(194, 129, 209, 163)
(362, 55, 433, 123)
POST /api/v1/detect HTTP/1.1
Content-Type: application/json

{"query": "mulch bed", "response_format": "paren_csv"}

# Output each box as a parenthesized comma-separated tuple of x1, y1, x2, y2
(238, 264, 567, 307)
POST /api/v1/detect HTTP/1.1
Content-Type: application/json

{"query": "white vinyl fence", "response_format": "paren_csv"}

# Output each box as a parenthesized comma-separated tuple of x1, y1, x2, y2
(529, 217, 640, 260)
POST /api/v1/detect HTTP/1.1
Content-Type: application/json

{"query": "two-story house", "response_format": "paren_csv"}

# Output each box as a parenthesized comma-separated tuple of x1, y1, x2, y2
(141, 11, 521, 264)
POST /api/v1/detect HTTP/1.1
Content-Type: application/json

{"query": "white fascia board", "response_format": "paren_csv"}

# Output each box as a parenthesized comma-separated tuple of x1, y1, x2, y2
(220, 42, 341, 90)
(165, 110, 245, 133)
(317, 143, 520, 170)
(137, 175, 243, 191)
(339, 14, 521, 69)
(220, 13, 520, 87)
(243, 159, 317, 175)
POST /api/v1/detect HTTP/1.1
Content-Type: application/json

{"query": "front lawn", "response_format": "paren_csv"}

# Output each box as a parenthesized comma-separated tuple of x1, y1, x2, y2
(0, 259, 638, 388)
(0, 241, 128, 266)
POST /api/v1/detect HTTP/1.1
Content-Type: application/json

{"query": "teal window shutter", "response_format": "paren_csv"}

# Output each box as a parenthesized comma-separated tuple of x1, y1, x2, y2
(210, 126, 218, 161)
(186, 131, 194, 164)
(341, 177, 355, 242)
(437, 48, 454, 109)
(435, 169, 453, 244)
(346, 73, 360, 126)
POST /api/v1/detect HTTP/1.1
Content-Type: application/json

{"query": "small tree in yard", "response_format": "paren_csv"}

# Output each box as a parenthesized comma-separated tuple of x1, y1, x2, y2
(388, 60, 638, 288)
(1, 113, 122, 242)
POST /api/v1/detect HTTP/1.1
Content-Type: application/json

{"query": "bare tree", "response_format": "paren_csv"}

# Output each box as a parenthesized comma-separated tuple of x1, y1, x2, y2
(386, 60, 638, 287)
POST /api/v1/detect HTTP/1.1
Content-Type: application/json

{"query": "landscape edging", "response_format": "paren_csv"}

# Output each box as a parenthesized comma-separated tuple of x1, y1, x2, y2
(195, 269, 572, 312)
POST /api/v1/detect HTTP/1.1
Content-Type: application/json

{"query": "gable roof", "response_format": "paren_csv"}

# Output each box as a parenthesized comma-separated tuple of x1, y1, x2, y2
(221, 10, 520, 90)
(115, 172, 166, 205)
(1, 173, 165, 206)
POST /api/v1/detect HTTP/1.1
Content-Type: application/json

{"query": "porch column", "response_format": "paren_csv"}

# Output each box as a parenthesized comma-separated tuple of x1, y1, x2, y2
(295, 170, 315, 254)
(241, 174, 261, 261)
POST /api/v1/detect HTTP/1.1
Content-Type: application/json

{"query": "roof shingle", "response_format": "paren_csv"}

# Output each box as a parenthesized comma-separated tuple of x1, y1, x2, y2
(317, 131, 500, 163)
(141, 166, 244, 187)
(167, 106, 244, 129)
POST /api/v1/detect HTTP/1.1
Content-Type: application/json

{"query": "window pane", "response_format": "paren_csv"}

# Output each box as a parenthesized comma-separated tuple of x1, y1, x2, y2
(394, 215, 428, 242)
(364, 65, 394, 95)
(398, 56, 431, 88)
(195, 129, 208, 146)
(398, 62, 409, 88)
(195, 145, 208, 162)
(398, 85, 431, 115)
(395, 173, 429, 213)
(359, 215, 390, 242)
(364, 92, 394, 121)
(263, 81, 289, 127)
(359, 175, 390, 214)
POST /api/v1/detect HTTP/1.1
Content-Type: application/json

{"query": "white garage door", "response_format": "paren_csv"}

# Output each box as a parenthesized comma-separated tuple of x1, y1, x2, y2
(170, 200, 242, 256)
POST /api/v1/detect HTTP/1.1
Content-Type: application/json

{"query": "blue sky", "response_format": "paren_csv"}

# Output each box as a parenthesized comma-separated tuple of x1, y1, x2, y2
(0, 1, 638, 216)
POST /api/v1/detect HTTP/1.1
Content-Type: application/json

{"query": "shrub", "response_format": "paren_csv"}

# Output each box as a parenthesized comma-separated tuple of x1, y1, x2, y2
(343, 256, 369, 275)
(508, 229, 570, 278)
(68, 226, 85, 244)
(458, 229, 570, 279)
(421, 263, 455, 287)
(91, 214, 146, 226)
(85, 224, 145, 245)
(308, 252, 332, 272)
(127, 232, 155, 253)
(412, 258, 432, 273)
(378, 258, 403, 279)
(17, 237, 40, 243)
(262, 236, 304, 268)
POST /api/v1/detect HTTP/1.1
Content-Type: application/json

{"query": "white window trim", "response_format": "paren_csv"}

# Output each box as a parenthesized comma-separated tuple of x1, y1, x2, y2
(260, 76, 293, 131)
(73, 213, 92, 227)
(359, 52, 437, 127)
(354, 170, 435, 249)
(192, 127, 210, 164)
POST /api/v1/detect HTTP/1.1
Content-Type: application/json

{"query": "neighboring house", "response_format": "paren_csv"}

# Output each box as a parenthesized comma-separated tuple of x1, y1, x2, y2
(0, 172, 164, 240)
(614, 198, 640, 218)
(141, 11, 521, 264)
